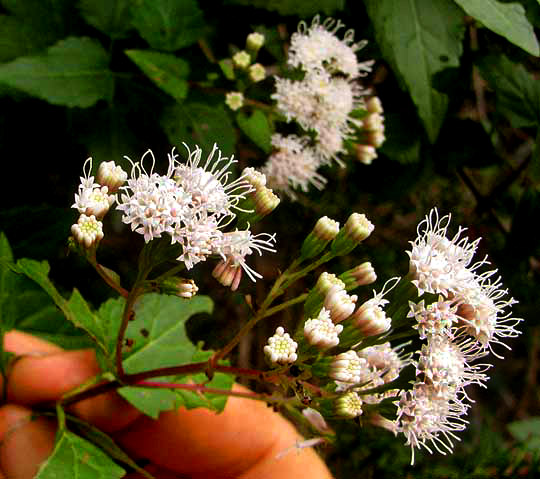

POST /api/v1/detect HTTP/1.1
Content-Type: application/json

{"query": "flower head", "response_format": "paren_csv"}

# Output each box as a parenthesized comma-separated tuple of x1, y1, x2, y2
(304, 308, 343, 349)
(264, 327, 298, 364)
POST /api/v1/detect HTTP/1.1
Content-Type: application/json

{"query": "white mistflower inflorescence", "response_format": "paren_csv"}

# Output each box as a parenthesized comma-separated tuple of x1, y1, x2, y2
(71, 214, 104, 249)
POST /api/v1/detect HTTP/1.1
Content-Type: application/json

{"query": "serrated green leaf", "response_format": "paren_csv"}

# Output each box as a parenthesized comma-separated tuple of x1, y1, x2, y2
(477, 54, 540, 128)
(365, 0, 465, 142)
(224, 0, 344, 17)
(453, 0, 539, 56)
(16, 259, 107, 351)
(35, 429, 124, 479)
(126, 49, 190, 101)
(0, 37, 114, 108)
(122, 293, 213, 372)
(236, 110, 272, 153)
(78, 0, 133, 39)
(130, 0, 205, 52)
(161, 101, 236, 156)
(117, 386, 177, 419)
(67, 414, 154, 478)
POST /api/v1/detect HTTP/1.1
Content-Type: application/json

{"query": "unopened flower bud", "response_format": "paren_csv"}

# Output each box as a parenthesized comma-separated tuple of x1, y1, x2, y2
(246, 32, 265, 52)
(330, 350, 368, 384)
(97, 161, 127, 192)
(248, 63, 266, 82)
(212, 259, 243, 291)
(304, 308, 343, 349)
(225, 91, 244, 111)
(331, 213, 374, 256)
(242, 167, 266, 189)
(71, 214, 104, 249)
(264, 327, 298, 364)
(351, 298, 392, 337)
(339, 262, 377, 291)
(302, 408, 333, 434)
(300, 216, 340, 260)
(232, 50, 251, 69)
(324, 288, 358, 323)
(175, 278, 198, 298)
(366, 97, 383, 114)
(356, 144, 377, 165)
(368, 130, 385, 148)
(304, 272, 345, 318)
(336, 391, 363, 418)
(364, 113, 384, 131)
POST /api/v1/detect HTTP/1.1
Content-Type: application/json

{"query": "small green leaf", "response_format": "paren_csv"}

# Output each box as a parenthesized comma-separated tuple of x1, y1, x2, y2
(35, 429, 125, 479)
(453, 0, 539, 56)
(219, 59, 235, 81)
(0, 37, 114, 108)
(78, 0, 133, 39)
(122, 293, 213, 372)
(365, 0, 465, 142)
(236, 110, 272, 153)
(477, 54, 540, 128)
(130, 0, 205, 52)
(508, 417, 540, 453)
(162, 101, 236, 156)
(224, 0, 344, 17)
(126, 49, 190, 101)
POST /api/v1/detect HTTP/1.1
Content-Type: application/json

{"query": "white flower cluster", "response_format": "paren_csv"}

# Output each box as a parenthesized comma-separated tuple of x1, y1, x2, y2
(396, 207, 522, 463)
(72, 143, 277, 289)
(261, 16, 385, 199)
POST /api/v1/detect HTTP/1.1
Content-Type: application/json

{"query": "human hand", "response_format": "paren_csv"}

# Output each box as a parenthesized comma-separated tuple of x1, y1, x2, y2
(0, 331, 333, 479)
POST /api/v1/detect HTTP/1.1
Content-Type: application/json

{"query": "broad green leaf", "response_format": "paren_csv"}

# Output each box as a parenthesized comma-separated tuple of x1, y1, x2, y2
(0, 15, 46, 62)
(125, 49, 190, 101)
(0, 0, 71, 48)
(67, 414, 153, 478)
(453, 0, 539, 56)
(364, 0, 465, 142)
(0, 37, 114, 108)
(161, 102, 236, 156)
(0, 232, 16, 329)
(78, 0, 133, 39)
(477, 55, 540, 128)
(122, 293, 213, 372)
(97, 296, 125, 357)
(117, 385, 177, 419)
(16, 259, 107, 352)
(379, 111, 421, 164)
(224, 0, 344, 17)
(35, 429, 124, 479)
(236, 110, 272, 153)
(130, 0, 205, 52)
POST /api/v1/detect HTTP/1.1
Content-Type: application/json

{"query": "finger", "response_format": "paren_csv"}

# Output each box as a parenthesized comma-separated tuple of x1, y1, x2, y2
(4, 331, 63, 356)
(7, 349, 140, 434)
(0, 404, 56, 479)
(116, 384, 333, 479)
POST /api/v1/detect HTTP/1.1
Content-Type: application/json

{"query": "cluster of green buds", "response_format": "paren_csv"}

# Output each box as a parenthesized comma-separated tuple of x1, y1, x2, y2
(222, 32, 267, 111)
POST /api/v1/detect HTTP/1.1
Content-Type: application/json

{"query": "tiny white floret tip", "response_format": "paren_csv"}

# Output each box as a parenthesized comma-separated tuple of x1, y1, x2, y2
(264, 327, 298, 364)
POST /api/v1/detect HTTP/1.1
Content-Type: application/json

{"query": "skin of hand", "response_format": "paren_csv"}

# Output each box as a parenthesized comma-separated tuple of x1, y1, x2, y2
(0, 331, 334, 479)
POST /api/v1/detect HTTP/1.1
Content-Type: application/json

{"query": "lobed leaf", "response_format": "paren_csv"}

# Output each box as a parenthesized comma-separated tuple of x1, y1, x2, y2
(452, 0, 539, 56)
(0, 37, 114, 108)
(224, 0, 345, 17)
(364, 0, 465, 142)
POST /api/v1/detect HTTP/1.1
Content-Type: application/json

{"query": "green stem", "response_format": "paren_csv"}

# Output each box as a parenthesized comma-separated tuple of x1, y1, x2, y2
(260, 293, 308, 320)
(88, 253, 129, 298)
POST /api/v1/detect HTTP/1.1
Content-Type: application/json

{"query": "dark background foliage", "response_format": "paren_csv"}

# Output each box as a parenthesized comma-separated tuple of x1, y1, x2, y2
(1, 0, 540, 477)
